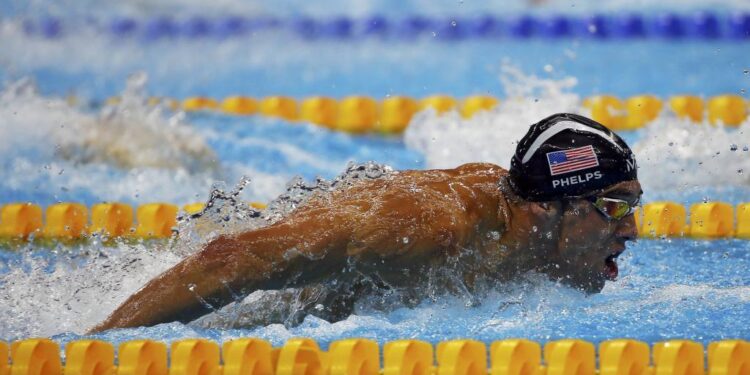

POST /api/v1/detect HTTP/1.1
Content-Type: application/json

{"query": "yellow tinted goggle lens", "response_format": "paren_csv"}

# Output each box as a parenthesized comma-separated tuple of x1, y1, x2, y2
(593, 197, 632, 220)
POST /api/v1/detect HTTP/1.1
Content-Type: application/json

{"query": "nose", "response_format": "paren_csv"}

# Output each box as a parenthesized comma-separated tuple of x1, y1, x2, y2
(616, 214, 638, 241)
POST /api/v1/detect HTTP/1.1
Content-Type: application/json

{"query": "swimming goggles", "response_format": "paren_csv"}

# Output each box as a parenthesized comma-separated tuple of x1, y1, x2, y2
(585, 196, 639, 221)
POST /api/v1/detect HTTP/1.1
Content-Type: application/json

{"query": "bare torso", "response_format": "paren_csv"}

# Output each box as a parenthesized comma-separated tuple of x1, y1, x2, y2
(91, 163, 517, 332)
(289, 162, 510, 279)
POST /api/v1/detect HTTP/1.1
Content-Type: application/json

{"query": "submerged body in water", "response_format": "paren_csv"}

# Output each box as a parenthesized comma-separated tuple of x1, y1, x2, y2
(90, 114, 642, 332)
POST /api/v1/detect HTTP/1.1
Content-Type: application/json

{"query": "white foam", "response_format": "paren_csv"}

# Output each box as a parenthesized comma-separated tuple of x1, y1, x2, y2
(404, 63, 581, 170)
(0, 74, 294, 204)
(633, 116, 750, 191)
(0, 242, 181, 339)
(404, 63, 750, 196)
(0, 74, 215, 171)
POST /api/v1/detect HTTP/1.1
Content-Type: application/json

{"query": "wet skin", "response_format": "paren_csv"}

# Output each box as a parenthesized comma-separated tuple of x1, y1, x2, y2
(89, 163, 642, 332)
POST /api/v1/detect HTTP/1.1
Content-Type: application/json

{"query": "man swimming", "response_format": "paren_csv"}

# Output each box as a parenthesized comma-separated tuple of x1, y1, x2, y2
(90, 113, 641, 332)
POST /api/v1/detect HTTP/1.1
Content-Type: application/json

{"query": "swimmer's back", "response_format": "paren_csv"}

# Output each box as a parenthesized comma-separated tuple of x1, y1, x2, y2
(290, 163, 509, 261)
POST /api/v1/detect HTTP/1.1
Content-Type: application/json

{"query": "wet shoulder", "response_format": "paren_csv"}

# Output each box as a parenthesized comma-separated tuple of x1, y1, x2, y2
(452, 162, 507, 179)
(384, 163, 506, 189)
(307, 162, 506, 205)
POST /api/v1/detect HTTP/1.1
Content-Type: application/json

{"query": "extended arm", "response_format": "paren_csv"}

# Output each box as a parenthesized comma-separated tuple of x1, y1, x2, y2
(88, 207, 352, 333)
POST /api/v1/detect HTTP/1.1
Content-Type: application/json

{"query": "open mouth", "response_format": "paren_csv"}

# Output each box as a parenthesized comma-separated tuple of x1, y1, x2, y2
(603, 251, 624, 281)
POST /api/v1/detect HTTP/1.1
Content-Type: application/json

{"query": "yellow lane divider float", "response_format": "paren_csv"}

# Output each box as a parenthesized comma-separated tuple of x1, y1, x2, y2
(0, 202, 267, 240)
(260, 96, 299, 121)
(301, 96, 338, 128)
(0, 338, 748, 375)
(637, 202, 748, 239)
(110, 94, 750, 134)
(1, 201, 749, 240)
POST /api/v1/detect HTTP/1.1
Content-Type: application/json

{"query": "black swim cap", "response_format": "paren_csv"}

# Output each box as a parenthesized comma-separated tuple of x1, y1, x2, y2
(509, 113, 637, 202)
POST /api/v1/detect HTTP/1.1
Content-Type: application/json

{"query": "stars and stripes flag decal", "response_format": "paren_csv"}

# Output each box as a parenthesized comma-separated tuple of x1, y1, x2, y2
(546, 145, 599, 176)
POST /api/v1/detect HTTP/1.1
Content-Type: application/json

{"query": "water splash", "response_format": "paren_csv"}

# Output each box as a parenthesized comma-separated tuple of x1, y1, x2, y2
(404, 63, 581, 170)
(633, 116, 750, 191)
(175, 161, 395, 255)
(76, 73, 217, 172)
(405, 63, 750, 200)
(0, 73, 236, 205)
(0, 241, 182, 339)
(0, 73, 215, 172)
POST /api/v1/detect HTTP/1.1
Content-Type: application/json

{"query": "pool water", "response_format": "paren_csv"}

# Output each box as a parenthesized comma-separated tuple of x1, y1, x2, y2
(0, 0, 749, 347)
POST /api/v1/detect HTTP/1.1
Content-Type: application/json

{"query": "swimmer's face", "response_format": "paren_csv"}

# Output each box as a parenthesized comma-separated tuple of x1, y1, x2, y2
(545, 180, 642, 293)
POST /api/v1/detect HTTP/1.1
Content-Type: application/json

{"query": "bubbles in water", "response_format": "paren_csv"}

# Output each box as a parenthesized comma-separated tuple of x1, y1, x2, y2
(730, 144, 738, 151)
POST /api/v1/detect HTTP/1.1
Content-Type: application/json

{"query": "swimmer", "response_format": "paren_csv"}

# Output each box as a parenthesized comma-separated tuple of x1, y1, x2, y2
(89, 113, 641, 332)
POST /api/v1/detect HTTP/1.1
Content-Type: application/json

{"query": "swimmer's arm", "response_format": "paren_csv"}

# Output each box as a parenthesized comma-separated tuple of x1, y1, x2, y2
(88, 211, 350, 333)
(89, 172, 482, 333)
(190, 283, 357, 329)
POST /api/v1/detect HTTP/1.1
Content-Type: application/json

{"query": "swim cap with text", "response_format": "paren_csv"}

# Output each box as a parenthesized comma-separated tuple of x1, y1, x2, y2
(509, 113, 637, 201)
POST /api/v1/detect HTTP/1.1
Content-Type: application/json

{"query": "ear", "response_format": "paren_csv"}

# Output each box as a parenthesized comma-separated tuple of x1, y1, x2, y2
(528, 201, 562, 219)
(521, 201, 564, 263)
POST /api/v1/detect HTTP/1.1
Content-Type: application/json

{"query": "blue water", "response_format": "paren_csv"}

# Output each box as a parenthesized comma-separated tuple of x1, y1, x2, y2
(23, 238, 750, 348)
(2, 40, 748, 100)
(0, 0, 749, 346)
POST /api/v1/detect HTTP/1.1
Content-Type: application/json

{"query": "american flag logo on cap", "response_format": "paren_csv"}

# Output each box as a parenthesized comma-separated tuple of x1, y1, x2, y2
(546, 145, 599, 176)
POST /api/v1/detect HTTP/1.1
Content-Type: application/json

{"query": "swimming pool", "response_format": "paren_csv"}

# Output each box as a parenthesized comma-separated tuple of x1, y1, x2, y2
(0, 0, 749, 354)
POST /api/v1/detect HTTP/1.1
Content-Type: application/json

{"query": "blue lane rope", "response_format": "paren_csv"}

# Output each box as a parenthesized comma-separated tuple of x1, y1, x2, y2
(17, 12, 750, 41)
